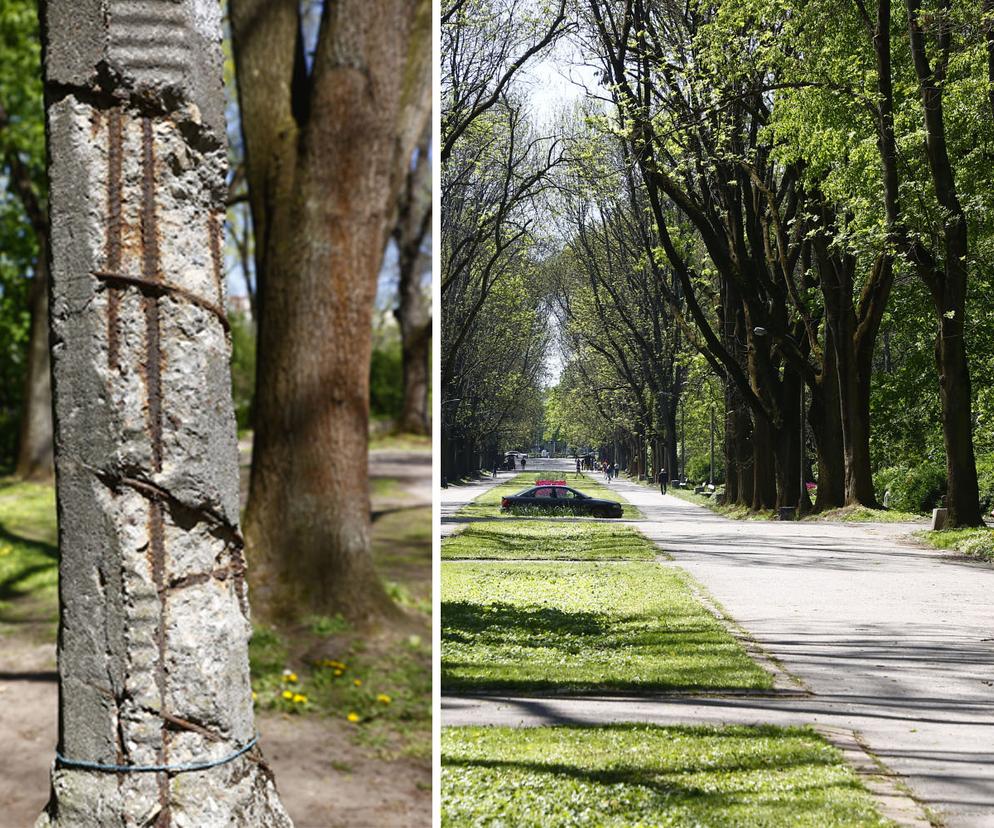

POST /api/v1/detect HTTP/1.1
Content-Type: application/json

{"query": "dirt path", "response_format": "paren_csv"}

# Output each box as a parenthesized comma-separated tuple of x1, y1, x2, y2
(0, 447, 432, 827)
(0, 634, 428, 827)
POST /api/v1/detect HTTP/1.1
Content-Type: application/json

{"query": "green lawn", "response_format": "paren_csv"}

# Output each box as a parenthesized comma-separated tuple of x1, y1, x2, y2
(0, 478, 59, 628)
(916, 526, 994, 562)
(442, 562, 771, 692)
(458, 472, 641, 519)
(668, 486, 925, 524)
(442, 521, 658, 561)
(442, 724, 890, 827)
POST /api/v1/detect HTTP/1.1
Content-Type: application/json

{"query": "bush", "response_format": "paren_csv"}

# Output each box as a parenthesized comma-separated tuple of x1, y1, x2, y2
(975, 454, 994, 515)
(685, 453, 724, 485)
(874, 460, 946, 514)
(229, 311, 256, 431)
(370, 335, 403, 420)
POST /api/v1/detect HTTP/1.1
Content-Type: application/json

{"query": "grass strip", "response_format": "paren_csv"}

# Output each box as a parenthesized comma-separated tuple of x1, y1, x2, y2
(915, 527, 994, 562)
(0, 478, 59, 627)
(458, 472, 640, 519)
(669, 485, 924, 524)
(442, 521, 657, 561)
(442, 723, 891, 827)
(442, 562, 771, 692)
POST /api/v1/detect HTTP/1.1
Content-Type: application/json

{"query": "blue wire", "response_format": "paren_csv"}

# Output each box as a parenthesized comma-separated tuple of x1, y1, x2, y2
(55, 734, 258, 774)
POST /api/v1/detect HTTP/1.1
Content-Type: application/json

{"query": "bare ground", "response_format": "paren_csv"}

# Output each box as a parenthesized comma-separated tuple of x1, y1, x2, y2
(0, 447, 431, 827)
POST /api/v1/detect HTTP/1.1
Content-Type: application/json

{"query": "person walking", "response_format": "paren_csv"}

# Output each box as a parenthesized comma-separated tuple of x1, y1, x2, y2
(575, 457, 581, 477)
(521, 456, 527, 471)
(492, 459, 498, 479)
(658, 467, 669, 495)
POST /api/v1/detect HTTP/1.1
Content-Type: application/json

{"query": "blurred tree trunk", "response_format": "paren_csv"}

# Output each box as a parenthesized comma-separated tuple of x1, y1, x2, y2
(0, 104, 54, 481)
(393, 123, 431, 436)
(231, 0, 431, 623)
(15, 256, 53, 480)
(38, 0, 290, 824)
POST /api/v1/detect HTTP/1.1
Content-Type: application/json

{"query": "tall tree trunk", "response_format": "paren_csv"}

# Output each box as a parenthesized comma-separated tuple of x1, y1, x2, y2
(751, 415, 777, 510)
(906, 0, 982, 526)
(231, 0, 431, 623)
(0, 103, 55, 481)
(809, 331, 845, 511)
(15, 256, 53, 481)
(394, 124, 431, 435)
(38, 2, 290, 823)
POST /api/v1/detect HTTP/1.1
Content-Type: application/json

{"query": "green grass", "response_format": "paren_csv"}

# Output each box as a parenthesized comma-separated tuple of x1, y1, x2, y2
(371, 476, 407, 500)
(458, 473, 641, 519)
(0, 478, 59, 628)
(251, 500, 432, 759)
(915, 526, 994, 562)
(668, 487, 775, 520)
(369, 432, 431, 452)
(442, 724, 891, 827)
(809, 505, 923, 523)
(442, 521, 657, 561)
(442, 562, 771, 692)
(669, 486, 924, 524)
(250, 622, 431, 760)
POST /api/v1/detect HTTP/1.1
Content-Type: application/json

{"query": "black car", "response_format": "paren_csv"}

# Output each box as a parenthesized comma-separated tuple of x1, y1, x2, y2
(500, 481, 623, 518)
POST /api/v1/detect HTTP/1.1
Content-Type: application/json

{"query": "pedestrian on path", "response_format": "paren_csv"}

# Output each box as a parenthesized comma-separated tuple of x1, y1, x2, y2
(658, 467, 669, 494)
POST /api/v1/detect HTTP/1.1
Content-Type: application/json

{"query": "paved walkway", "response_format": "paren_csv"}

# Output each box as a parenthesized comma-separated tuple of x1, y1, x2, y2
(439, 468, 511, 536)
(443, 460, 994, 827)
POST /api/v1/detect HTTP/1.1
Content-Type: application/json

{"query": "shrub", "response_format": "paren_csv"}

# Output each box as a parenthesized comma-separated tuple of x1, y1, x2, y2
(685, 453, 724, 485)
(229, 311, 256, 430)
(874, 460, 946, 514)
(370, 335, 403, 420)
(975, 454, 994, 515)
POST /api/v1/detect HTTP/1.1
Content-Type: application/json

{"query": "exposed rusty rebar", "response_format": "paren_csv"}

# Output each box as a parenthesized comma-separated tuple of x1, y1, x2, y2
(105, 108, 123, 370)
(93, 270, 231, 332)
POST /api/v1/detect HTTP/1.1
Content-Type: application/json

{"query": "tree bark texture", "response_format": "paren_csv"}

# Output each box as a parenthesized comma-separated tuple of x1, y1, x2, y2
(230, 0, 431, 623)
(38, 1, 291, 824)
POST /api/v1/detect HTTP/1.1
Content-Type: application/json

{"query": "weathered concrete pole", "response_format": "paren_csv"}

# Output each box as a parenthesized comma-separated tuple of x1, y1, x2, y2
(38, 1, 292, 825)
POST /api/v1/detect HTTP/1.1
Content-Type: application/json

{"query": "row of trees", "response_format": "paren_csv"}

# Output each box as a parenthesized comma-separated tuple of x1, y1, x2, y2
(440, 0, 568, 479)
(0, 0, 431, 622)
(542, 0, 993, 526)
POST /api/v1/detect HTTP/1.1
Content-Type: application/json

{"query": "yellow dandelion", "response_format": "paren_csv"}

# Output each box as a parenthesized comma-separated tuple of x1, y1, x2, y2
(334, 669, 343, 677)
(353, 678, 362, 687)
(376, 694, 392, 704)
(252, 691, 258, 701)
(282, 690, 293, 700)
(292, 693, 307, 704)
(347, 712, 360, 723)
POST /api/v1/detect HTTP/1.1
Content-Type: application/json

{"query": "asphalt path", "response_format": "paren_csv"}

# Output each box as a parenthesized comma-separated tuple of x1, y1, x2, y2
(442, 458, 994, 827)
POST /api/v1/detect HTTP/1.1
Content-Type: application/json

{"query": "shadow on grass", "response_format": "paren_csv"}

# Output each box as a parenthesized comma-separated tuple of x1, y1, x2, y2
(443, 600, 610, 642)
(0, 521, 58, 606)
(443, 724, 873, 822)
(441, 600, 769, 693)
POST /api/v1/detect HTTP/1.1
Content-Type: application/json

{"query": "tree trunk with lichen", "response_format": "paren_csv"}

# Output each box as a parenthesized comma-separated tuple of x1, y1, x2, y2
(37, 1, 291, 825)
